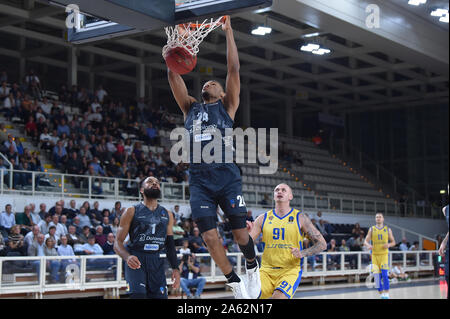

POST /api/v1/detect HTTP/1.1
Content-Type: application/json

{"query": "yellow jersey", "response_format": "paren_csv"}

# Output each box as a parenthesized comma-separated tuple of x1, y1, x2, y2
(371, 225, 389, 255)
(261, 208, 304, 270)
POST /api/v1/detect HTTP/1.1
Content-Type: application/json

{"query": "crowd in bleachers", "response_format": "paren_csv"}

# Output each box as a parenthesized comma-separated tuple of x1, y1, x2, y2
(0, 69, 188, 193)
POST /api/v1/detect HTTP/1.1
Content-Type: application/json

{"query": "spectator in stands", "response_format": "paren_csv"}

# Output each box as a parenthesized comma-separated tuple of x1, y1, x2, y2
(399, 238, 409, 251)
(110, 217, 120, 236)
(43, 237, 61, 283)
(52, 140, 68, 169)
(144, 122, 158, 146)
(45, 226, 60, 246)
(316, 219, 328, 236)
(29, 203, 41, 225)
(179, 253, 206, 299)
(352, 223, 362, 235)
(65, 152, 84, 188)
(1, 204, 15, 237)
(95, 85, 108, 103)
(57, 234, 75, 257)
(77, 207, 92, 229)
(409, 241, 419, 251)
(25, 116, 38, 142)
(66, 224, 83, 247)
(102, 232, 115, 255)
(327, 238, 340, 269)
(390, 263, 410, 282)
(37, 203, 47, 220)
(339, 239, 356, 269)
(49, 215, 66, 238)
(24, 225, 40, 247)
(189, 227, 208, 254)
(1, 225, 26, 258)
(78, 225, 92, 244)
(109, 201, 122, 222)
(79, 234, 103, 255)
(0, 81, 9, 100)
(179, 239, 191, 255)
(27, 232, 45, 258)
(15, 205, 34, 235)
(71, 216, 83, 234)
(2, 93, 16, 120)
(39, 127, 53, 151)
(66, 200, 79, 221)
(173, 219, 186, 246)
(94, 226, 106, 246)
(88, 201, 102, 227)
(101, 216, 112, 235)
(38, 213, 52, 235)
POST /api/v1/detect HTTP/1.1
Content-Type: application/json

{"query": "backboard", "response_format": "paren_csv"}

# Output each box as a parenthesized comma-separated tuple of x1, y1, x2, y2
(47, 0, 272, 44)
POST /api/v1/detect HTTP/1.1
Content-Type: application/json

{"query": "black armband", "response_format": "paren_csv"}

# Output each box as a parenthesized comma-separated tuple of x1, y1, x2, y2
(165, 235, 179, 270)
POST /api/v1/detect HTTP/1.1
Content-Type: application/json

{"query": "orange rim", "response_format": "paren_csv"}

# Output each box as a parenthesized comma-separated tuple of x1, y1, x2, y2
(177, 16, 226, 30)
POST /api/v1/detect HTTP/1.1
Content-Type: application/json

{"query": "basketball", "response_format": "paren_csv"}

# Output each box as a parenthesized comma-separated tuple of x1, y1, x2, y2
(164, 47, 197, 75)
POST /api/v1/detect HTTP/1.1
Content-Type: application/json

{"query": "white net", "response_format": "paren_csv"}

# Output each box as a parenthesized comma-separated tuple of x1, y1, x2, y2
(162, 16, 224, 59)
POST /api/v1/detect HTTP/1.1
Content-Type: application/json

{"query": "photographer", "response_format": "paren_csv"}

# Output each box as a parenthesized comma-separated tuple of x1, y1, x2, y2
(179, 253, 206, 299)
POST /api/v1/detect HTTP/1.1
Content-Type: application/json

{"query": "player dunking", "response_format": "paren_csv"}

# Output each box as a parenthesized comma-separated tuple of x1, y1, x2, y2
(114, 177, 180, 299)
(248, 184, 326, 299)
(167, 17, 260, 298)
(364, 212, 396, 299)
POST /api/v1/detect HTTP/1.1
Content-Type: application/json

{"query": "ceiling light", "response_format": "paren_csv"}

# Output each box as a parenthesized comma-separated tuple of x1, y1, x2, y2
(439, 13, 449, 23)
(303, 32, 320, 38)
(431, 8, 448, 16)
(251, 26, 272, 36)
(431, 8, 449, 23)
(408, 0, 426, 6)
(312, 48, 331, 55)
(300, 43, 320, 52)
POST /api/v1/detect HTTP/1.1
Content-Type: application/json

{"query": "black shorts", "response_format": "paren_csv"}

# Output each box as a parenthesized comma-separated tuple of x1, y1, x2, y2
(124, 250, 168, 299)
(188, 163, 247, 231)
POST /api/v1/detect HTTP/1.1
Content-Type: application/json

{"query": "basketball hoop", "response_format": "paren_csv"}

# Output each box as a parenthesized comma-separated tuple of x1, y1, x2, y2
(162, 16, 226, 59)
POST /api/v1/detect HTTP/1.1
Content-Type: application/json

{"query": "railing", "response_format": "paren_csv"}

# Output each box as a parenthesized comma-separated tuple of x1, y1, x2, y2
(0, 250, 437, 298)
(0, 168, 437, 218)
(0, 153, 13, 190)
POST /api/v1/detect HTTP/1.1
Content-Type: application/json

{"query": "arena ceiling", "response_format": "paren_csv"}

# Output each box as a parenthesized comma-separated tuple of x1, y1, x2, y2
(0, 0, 448, 115)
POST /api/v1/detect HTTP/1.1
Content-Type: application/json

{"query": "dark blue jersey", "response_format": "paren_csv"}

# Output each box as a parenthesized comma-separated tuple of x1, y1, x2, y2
(127, 203, 169, 253)
(184, 99, 235, 168)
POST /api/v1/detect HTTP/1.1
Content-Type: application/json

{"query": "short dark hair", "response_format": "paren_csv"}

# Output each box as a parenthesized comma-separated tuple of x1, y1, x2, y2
(88, 235, 95, 240)
(49, 226, 56, 230)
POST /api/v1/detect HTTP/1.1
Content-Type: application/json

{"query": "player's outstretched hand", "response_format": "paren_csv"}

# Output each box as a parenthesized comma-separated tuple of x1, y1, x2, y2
(172, 269, 181, 289)
(222, 15, 231, 32)
(127, 255, 141, 269)
(291, 247, 303, 259)
(246, 220, 253, 232)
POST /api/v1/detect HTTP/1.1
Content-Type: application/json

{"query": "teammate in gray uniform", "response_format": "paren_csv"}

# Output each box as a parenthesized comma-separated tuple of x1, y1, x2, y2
(114, 176, 180, 298)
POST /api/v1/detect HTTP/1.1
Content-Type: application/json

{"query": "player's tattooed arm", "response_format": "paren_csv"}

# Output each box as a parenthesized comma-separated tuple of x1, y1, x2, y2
(293, 214, 327, 258)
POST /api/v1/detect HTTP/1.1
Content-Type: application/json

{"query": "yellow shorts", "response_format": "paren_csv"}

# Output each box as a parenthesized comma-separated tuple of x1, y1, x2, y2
(371, 254, 389, 273)
(259, 267, 302, 299)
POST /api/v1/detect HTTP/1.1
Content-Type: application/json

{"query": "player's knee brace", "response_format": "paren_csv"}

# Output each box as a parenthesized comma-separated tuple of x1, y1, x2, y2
(238, 235, 256, 261)
(381, 269, 390, 291)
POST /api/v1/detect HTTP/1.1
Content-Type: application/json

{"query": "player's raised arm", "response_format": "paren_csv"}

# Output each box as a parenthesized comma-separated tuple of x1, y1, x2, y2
(167, 69, 197, 118)
(222, 16, 240, 120)
(114, 206, 141, 269)
(295, 213, 327, 258)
